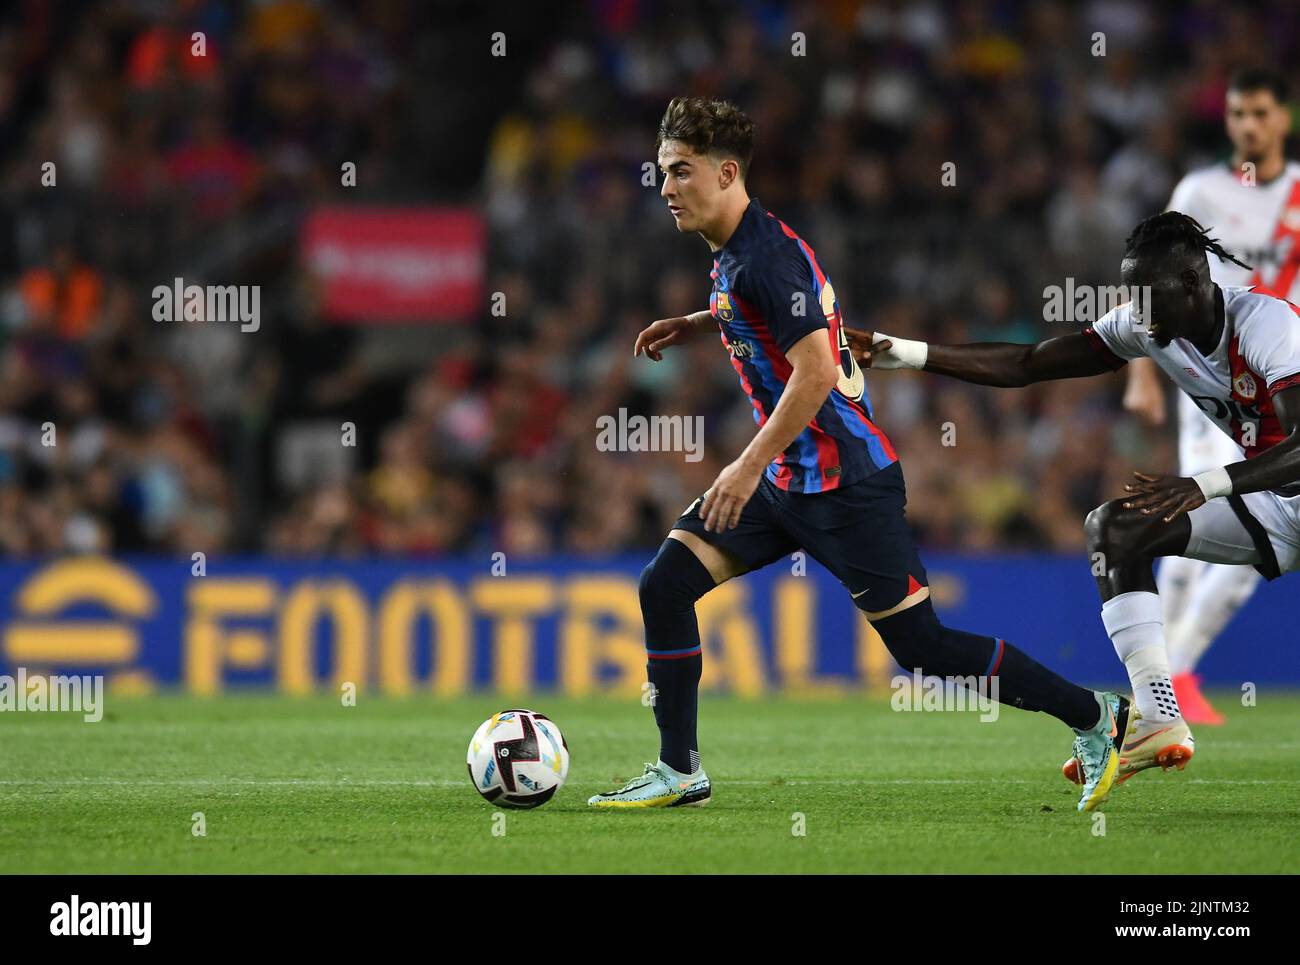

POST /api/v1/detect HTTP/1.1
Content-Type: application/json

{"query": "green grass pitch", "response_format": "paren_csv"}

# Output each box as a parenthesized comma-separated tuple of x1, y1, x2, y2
(2, 692, 1298, 873)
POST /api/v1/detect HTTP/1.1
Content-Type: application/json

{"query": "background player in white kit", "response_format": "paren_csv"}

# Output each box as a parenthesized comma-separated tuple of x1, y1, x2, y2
(848, 210, 1300, 790)
(1123, 68, 1298, 724)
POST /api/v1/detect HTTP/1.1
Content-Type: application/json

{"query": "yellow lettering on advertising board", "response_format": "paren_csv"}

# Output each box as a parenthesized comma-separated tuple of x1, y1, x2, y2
(697, 581, 764, 696)
(471, 578, 555, 696)
(5, 558, 154, 665)
(184, 579, 275, 695)
(773, 577, 849, 696)
(2, 559, 917, 696)
(376, 580, 470, 695)
(858, 615, 893, 695)
(558, 577, 643, 696)
(278, 580, 368, 695)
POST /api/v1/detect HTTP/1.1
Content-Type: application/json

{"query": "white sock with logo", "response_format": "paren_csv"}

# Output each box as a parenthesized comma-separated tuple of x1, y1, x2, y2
(1101, 591, 1182, 722)
(657, 758, 701, 780)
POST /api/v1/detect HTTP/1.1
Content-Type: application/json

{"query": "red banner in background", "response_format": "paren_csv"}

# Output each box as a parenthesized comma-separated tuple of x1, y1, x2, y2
(301, 207, 485, 323)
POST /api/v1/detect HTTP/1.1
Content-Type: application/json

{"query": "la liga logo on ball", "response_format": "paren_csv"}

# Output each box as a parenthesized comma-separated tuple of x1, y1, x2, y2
(467, 709, 570, 809)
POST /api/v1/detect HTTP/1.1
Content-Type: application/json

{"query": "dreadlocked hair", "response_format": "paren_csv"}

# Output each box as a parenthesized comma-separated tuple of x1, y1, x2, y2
(1123, 210, 1253, 271)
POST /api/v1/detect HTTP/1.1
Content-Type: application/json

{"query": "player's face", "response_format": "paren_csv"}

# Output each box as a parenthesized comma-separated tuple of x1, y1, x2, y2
(1225, 89, 1290, 162)
(1122, 258, 1201, 348)
(658, 141, 726, 234)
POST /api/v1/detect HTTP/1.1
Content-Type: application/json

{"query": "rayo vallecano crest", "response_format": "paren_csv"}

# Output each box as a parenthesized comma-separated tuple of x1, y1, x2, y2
(1233, 369, 1258, 401)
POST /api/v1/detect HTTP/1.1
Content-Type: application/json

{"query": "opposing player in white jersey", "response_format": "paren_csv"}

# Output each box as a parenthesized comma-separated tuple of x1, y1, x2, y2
(847, 211, 1300, 794)
(1122, 68, 1299, 724)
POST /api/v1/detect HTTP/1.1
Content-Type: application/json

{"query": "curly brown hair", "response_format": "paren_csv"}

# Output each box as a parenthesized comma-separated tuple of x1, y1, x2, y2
(655, 96, 755, 179)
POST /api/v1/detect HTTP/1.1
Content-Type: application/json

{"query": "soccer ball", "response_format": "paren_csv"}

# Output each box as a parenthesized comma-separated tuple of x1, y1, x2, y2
(466, 709, 570, 809)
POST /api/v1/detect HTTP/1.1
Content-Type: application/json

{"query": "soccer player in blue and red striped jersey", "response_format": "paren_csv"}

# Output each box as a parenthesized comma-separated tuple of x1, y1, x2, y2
(704, 191, 898, 493)
(587, 97, 1129, 813)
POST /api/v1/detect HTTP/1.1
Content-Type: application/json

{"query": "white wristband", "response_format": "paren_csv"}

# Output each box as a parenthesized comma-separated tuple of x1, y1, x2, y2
(1193, 467, 1233, 500)
(871, 332, 929, 370)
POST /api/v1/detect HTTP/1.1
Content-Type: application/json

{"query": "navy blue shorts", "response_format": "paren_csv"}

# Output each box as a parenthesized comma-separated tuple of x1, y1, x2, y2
(671, 461, 928, 613)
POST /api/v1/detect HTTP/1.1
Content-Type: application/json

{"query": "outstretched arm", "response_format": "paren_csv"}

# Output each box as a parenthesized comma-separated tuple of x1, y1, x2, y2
(634, 309, 713, 361)
(843, 328, 1119, 387)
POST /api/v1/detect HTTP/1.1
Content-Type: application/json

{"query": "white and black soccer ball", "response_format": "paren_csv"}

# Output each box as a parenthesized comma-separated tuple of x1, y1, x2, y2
(466, 709, 570, 809)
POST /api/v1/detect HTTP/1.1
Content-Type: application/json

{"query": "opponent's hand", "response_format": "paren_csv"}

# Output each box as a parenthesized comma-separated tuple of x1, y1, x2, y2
(699, 458, 763, 532)
(634, 316, 696, 361)
(1122, 472, 1206, 523)
(843, 328, 911, 369)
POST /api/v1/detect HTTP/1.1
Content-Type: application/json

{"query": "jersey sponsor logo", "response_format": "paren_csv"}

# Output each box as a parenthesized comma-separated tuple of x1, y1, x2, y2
(1185, 391, 1285, 453)
(727, 339, 755, 359)
(1187, 394, 1261, 426)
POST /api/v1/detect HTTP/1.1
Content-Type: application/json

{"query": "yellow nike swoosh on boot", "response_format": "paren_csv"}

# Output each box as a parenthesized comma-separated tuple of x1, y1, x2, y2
(1080, 751, 1119, 812)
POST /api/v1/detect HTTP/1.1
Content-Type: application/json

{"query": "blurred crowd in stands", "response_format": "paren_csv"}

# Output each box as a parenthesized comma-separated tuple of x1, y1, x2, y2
(2, 0, 1297, 559)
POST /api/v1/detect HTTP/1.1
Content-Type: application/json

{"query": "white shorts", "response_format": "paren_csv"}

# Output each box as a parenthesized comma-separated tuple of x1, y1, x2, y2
(1185, 489, 1300, 577)
(1177, 392, 1246, 475)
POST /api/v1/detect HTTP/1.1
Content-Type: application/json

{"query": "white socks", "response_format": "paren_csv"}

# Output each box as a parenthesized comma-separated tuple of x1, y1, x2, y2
(657, 756, 701, 779)
(1101, 591, 1182, 722)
